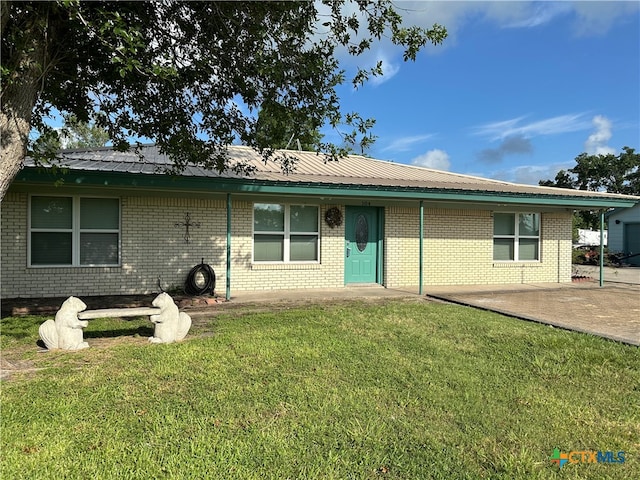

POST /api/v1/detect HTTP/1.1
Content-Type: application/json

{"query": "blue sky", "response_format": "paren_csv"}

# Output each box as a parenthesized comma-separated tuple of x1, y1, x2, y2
(44, 1, 638, 186)
(323, 1, 640, 185)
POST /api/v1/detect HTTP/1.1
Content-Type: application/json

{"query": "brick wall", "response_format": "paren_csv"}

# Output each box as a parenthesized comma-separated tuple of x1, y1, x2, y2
(1, 193, 229, 297)
(384, 207, 420, 287)
(384, 207, 573, 287)
(1, 192, 29, 296)
(1, 194, 345, 298)
(1, 192, 573, 298)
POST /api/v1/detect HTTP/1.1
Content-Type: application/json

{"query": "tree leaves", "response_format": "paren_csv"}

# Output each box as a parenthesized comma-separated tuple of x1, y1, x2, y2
(540, 147, 639, 196)
(1, 0, 448, 198)
(539, 147, 640, 231)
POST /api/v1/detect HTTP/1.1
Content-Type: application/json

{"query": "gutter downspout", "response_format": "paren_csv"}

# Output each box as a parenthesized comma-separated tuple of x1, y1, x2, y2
(226, 193, 232, 300)
(419, 200, 424, 295)
(599, 209, 605, 287)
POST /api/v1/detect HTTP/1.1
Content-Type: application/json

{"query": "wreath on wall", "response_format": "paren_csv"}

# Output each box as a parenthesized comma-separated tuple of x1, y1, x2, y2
(324, 207, 343, 228)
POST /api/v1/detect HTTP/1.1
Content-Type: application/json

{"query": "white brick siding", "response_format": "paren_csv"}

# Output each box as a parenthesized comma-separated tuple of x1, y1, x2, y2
(384, 207, 572, 288)
(1, 193, 573, 298)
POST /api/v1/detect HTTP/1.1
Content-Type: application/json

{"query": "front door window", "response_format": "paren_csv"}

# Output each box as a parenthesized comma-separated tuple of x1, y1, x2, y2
(355, 214, 368, 252)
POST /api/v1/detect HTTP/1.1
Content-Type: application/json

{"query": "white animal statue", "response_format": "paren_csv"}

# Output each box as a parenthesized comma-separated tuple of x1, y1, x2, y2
(148, 293, 192, 344)
(38, 296, 89, 350)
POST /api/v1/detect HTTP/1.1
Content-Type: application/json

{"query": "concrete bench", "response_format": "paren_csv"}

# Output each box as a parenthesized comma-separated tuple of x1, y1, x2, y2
(78, 307, 161, 320)
(39, 293, 191, 350)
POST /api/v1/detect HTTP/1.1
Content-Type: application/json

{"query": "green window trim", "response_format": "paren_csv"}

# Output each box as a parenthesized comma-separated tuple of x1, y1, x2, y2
(253, 203, 319, 263)
(29, 195, 121, 267)
(493, 212, 540, 262)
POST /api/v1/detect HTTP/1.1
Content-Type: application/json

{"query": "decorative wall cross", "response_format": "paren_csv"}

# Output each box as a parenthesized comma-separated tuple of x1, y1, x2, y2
(175, 212, 200, 244)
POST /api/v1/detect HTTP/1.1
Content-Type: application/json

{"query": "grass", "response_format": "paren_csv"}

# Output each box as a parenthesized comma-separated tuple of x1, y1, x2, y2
(1, 300, 638, 479)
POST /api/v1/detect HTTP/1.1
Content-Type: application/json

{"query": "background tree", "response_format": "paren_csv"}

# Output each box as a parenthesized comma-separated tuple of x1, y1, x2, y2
(28, 114, 110, 161)
(34, 114, 109, 149)
(254, 99, 324, 152)
(60, 115, 110, 149)
(0, 0, 447, 199)
(540, 146, 640, 233)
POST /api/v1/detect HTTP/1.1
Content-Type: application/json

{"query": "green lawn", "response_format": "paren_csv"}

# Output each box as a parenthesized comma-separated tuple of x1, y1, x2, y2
(1, 300, 638, 479)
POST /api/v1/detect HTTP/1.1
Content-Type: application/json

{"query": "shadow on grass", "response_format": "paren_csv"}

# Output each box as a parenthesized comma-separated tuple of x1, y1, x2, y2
(1, 315, 155, 349)
(84, 326, 154, 339)
(32, 326, 155, 349)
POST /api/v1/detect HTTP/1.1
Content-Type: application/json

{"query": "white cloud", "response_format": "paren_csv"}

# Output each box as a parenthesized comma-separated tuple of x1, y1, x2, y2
(411, 149, 451, 171)
(502, 2, 573, 29)
(382, 133, 435, 152)
(317, 1, 639, 87)
(473, 113, 592, 141)
(382, 1, 636, 49)
(429, 1, 637, 36)
(472, 116, 526, 139)
(369, 51, 400, 86)
(489, 162, 574, 186)
(584, 115, 616, 155)
(570, 2, 640, 36)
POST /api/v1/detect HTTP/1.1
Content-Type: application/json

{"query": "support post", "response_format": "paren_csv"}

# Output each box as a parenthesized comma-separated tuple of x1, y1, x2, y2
(419, 200, 424, 295)
(226, 193, 232, 300)
(599, 209, 605, 287)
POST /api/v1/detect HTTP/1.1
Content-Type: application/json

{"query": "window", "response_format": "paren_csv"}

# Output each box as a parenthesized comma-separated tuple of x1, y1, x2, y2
(493, 213, 540, 261)
(30, 196, 120, 266)
(253, 204, 319, 262)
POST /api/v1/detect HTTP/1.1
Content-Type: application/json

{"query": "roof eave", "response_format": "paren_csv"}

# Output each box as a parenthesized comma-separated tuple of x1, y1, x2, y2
(12, 167, 638, 209)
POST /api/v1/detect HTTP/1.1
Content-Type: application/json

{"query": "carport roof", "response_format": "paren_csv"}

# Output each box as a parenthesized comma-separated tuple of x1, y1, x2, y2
(16, 144, 640, 208)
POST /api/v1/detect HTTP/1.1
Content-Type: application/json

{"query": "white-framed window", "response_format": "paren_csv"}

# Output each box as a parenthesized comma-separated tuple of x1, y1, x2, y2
(253, 203, 319, 262)
(29, 195, 120, 267)
(493, 212, 540, 261)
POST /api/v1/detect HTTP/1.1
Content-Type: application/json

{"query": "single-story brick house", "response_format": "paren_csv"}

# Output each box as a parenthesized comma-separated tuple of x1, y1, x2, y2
(606, 203, 640, 266)
(3, 145, 638, 299)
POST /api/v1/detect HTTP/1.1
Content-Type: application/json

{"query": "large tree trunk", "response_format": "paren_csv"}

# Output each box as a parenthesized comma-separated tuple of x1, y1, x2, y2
(1, 1, 48, 201)
(0, 76, 42, 200)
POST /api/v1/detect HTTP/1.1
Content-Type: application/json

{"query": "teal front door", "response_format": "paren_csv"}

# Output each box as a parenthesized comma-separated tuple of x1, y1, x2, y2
(345, 206, 379, 284)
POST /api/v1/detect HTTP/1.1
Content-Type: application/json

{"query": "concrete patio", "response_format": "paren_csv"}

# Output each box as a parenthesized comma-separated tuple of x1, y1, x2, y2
(225, 274, 640, 346)
(425, 281, 640, 346)
(187, 279, 640, 346)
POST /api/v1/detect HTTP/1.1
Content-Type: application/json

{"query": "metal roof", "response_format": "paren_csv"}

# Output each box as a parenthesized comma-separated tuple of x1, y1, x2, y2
(22, 144, 639, 204)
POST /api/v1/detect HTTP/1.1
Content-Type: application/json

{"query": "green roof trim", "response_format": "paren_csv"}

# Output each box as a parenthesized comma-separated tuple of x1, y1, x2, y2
(13, 167, 638, 208)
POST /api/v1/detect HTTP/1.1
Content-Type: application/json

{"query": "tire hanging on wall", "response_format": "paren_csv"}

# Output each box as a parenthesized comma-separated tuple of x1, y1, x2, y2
(184, 260, 216, 296)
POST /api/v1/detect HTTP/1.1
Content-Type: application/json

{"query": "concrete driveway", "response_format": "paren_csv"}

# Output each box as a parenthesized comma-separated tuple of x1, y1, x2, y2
(426, 282, 640, 346)
(572, 265, 640, 284)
